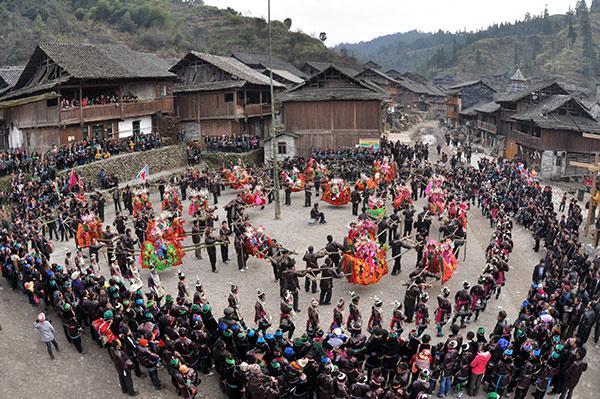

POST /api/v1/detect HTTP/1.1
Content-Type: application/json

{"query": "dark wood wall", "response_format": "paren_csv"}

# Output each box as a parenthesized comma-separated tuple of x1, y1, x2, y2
(541, 129, 600, 152)
(283, 100, 380, 131)
(175, 92, 236, 121)
(283, 100, 381, 156)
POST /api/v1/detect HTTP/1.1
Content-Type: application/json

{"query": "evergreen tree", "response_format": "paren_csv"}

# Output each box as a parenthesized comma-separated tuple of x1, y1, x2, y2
(513, 43, 520, 64)
(580, 2, 594, 59)
(475, 48, 482, 66)
(591, 0, 600, 12)
(568, 19, 577, 47)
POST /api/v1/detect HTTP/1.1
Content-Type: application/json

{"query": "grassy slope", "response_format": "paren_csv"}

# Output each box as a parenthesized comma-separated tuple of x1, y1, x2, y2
(0, 1, 347, 67)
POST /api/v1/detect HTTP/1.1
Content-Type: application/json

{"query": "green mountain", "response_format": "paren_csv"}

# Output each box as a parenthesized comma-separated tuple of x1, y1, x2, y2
(337, 5, 600, 87)
(0, 0, 348, 68)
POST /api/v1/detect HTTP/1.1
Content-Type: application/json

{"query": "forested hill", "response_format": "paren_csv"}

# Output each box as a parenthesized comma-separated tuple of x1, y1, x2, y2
(0, 0, 349, 68)
(336, 2, 600, 87)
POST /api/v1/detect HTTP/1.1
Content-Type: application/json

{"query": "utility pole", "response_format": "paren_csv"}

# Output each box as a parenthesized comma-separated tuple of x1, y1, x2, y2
(268, 0, 281, 219)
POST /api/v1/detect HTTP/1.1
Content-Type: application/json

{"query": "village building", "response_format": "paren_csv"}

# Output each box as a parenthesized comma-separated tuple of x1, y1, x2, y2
(486, 80, 600, 179)
(170, 51, 285, 141)
(393, 72, 446, 116)
(362, 60, 382, 70)
(231, 51, 305, 87)
(277, 65, 385, 157)
(354, 67, 398, 102)
(445, 79, 496, 128)
(231, 52, 306, 78)
(0, 67, 23, 95)
(299, 61, 361, 79)
(263, 131, 300, 161)
(507, 68, 528, 92)
(0, 43, 175, 149)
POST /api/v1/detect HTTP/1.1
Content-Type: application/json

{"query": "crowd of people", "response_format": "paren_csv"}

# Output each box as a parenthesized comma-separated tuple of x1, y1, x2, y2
(204, 135, 260, 153)
(0, 133, 162, 178)
(60, 94, 138, 109)
(0, 130, 596, 399)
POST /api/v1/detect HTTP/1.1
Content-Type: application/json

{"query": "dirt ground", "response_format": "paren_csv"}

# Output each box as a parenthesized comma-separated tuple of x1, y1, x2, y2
(0, 121, 598, 398)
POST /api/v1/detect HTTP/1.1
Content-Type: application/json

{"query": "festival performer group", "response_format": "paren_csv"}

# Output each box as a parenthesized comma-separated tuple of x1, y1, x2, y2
(3, 134, 593, 399)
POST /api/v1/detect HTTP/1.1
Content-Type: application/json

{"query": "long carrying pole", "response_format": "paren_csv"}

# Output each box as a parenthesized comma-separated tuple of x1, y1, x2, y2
(268, 0, 282, 220)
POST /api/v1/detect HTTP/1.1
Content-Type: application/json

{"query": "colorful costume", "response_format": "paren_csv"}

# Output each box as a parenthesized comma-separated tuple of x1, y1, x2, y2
(392, 185, 413, 210)
(140, 213, 185, 271)
(223, 164, 253, 189)
(243, 225, 273, 259)
(322, 178, 351, 206)
(373, 156, 396, 183)
(281, 168, 306, 192)
(133, 189, 153, 217)
(421, 240, 458, 284)
(425, 176, 446, 215)
(356, 173, 377, 192)
(341, 220, 388, 285)
(187, 189, 209, 216)
(75, 213, 103, 248)
(240, 184, 267, 207)
(161, 185, 182, 213)
(366, 195, 386, 220)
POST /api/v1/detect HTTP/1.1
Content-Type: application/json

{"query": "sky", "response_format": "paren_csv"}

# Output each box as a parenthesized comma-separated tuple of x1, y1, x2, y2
(203, 0, 579, 45)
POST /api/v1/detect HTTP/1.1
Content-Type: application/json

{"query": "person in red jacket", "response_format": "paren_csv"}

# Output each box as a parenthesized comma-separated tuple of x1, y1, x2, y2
(468, 343, 491, 396)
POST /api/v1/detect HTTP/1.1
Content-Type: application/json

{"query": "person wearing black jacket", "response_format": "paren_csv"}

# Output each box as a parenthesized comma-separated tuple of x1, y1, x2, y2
(351, 187, 361, 216)
(390, 234, 411, 275)
(325, 235, 344, 271)
(319, 257, 340, 305)
(204, 230, 219, 273)
(110, 340, 139, 396)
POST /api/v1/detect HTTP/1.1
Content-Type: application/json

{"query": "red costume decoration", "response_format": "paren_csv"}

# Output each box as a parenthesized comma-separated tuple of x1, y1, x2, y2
(341, 220, 388, 285)
(75, 213, 102, 248)
(281, 168, 306, 192)
(322, 178, 351, 206)
(161, 186, 182, 213)
(421, 240, 458, 284)
(240, 184, 267, 207)
(243, 225, 273, 259)
(133, 189, 153, 217)
(223, 164, 254, 189)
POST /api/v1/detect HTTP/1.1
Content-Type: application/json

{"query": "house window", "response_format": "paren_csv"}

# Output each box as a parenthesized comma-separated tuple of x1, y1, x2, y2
(47, 98, 58, 107)
(224, 93, 234, 103)
(160, 83, 167, 97)
(92, 124, 104, 140)
(132, 120, 141, 135)
(82, 127, 89, 140)
(277, 141, 287, 155)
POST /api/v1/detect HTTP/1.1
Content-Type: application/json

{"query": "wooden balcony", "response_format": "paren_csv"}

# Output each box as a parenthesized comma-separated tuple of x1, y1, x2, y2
(242, 103, 272, 118)
(477, 120, 497, 134)
(59, 97, 174, 125)
(512, 129, 543, 150)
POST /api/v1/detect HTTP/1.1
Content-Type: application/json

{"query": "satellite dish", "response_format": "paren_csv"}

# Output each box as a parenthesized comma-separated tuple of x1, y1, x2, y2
(319, 32, 327, 42)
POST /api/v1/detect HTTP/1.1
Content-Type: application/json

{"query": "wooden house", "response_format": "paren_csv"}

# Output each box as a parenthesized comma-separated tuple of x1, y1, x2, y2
(362, 60, 381, 70)
(278, 65, 386, 157)
(300, 61, 361, 79)
(394, 74, 446, 115)
(0, 67, 23, 94)
(504, 92, 600, 179)
(445, 80, 496, 127)
(0, 43, 175, 149)
(170, 51, 285, 141)
(231, 52, 306, 79)
(472, 101, 503, 151)
(354, 68, 398, 101)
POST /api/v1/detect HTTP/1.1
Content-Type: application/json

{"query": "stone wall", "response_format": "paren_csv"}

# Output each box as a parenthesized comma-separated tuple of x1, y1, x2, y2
(199, 148, 264, 168)
(59, 145, 188, 188)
